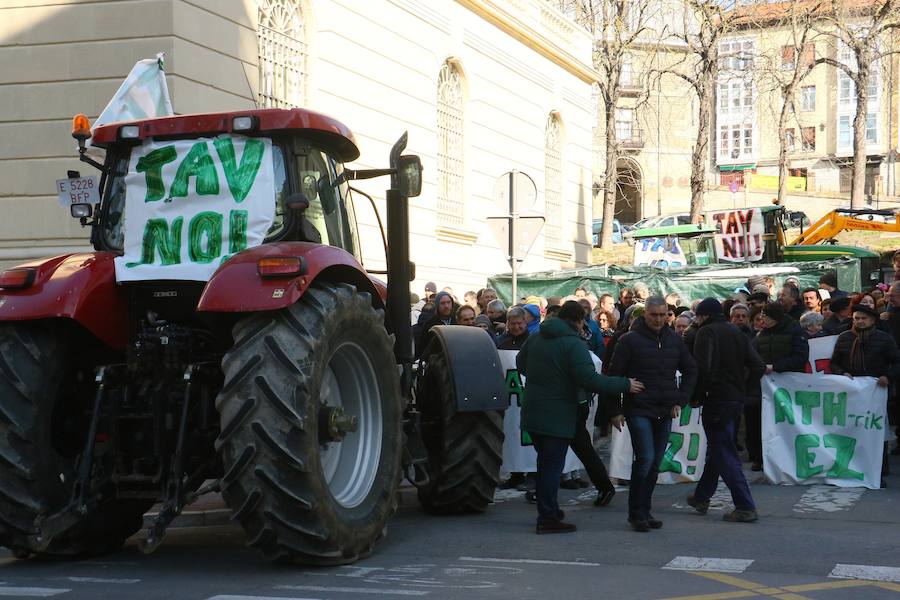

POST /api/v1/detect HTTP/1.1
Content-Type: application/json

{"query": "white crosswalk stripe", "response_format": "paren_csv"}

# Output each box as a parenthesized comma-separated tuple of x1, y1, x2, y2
(829, 564, 900, 582)
(663, 556, 754, 573)
(0, 587, 70, 597)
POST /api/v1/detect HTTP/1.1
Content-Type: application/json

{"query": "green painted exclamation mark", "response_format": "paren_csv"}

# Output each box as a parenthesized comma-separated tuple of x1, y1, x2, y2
(686, 433, 700, 475)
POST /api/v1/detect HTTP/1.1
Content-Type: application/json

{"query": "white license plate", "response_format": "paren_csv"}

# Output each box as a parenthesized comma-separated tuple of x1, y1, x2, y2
(56, 175, 100, 207)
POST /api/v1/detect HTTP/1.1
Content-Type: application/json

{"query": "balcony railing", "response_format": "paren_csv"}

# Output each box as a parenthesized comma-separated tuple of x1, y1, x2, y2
(616, 125, 644, 149)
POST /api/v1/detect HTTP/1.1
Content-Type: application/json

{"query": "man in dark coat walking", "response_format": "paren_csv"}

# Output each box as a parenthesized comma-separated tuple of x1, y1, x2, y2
(517, 301, 642, 534)
(608, 296, 697, 532)
(687, 298, 766, 523)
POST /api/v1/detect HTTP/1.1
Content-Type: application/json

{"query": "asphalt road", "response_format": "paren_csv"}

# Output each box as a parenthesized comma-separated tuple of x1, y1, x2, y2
(0, 457, 899, 600)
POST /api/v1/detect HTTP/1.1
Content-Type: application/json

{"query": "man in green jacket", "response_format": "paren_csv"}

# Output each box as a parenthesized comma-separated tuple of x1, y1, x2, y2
(517, 301, 643, 534)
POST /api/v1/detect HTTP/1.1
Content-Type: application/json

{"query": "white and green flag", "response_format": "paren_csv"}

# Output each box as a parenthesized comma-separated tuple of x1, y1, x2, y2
(762, 372, 887, 489)
(114, 135, 276, 282)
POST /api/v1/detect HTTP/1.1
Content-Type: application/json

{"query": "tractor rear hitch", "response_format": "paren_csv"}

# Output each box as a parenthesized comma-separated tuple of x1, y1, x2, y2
(138, 363, 218, 554)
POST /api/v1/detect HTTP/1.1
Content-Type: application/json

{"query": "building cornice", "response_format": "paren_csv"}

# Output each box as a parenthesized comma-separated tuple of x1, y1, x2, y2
(455, 0, 600, 84)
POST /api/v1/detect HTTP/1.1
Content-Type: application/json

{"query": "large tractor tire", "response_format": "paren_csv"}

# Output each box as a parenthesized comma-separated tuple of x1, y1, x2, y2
(216, 282, 402, 565)
(416, 352, 504, 514)
(0, 322, 151, 558)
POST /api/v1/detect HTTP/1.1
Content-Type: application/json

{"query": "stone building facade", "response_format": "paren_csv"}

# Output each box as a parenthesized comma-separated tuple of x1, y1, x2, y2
(0, 0, 597, 294)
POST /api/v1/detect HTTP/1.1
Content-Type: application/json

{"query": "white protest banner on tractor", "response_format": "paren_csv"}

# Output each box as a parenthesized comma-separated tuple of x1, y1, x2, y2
(708, 207, 764, 262)
(633, 236, 686, 268)
(498, 350, 588, 474)
(114, 135, 276, 282)
(762, 372, 886, 489)
(608, 403, 707, 484)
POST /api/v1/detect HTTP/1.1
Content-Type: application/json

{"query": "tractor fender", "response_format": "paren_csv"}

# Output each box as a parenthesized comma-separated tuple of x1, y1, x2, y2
(423, 325, 508, 413)
(197, 242, 385, 314)
(0, 252, 128, 350)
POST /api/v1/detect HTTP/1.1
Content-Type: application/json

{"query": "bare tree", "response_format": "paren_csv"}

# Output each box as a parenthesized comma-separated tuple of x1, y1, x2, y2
(815, 0, 900, 208)
(753, 2, 821, 205)
(557, 0, 658, 247)
(653, 0, 737, 223)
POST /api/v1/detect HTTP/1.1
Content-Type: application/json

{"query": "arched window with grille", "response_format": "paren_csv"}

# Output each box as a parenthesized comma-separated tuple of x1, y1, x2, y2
(258, 0, 307, 108)
(436, 60, 465, 228)
(544, 113, 563, 247)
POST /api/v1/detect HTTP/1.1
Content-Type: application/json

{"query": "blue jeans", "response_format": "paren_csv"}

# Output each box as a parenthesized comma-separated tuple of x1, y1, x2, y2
(694, 414, 756, 511)
(626, 415, 671, 522)
(529, 433, 570, 524)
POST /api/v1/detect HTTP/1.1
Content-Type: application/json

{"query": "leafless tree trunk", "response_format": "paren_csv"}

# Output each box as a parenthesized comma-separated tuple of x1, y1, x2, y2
(690, 75, 713, 223)
(556, 0, 657, 247)
(815, 0, 900, 208)
(653, 0, 734, 223)
(755, 5, 820, 205)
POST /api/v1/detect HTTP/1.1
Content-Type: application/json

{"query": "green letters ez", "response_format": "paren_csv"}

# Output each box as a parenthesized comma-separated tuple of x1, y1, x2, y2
(170, 141, 219, 199)
(189, 212, 223, 264)
(795, 434, 823, 479)
(127, 217, 183, 267)
(214, 138, 265, 203)
(824, 434, 865, 481)
(136, 145, 178, 202)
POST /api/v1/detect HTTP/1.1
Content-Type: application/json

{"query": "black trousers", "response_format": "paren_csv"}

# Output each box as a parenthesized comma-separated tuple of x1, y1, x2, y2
(571, 402, 614, 493)
(743, 402, 762, 464)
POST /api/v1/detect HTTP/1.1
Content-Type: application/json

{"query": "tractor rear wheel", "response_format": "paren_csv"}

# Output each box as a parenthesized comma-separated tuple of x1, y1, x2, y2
(0, 322, 151, 557)
(416, 352, 504, 514)
(216, 282, 402, 565)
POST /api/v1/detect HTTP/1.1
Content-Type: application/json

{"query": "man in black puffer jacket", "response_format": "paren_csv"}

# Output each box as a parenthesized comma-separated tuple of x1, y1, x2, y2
(608, 296, 697, 532)
(753, 302, 809, 375)
(687, 298, 765, 523)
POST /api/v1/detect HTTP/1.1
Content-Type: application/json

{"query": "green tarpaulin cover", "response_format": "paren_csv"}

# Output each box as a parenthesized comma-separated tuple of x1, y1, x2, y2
(487, 257, 861, 305)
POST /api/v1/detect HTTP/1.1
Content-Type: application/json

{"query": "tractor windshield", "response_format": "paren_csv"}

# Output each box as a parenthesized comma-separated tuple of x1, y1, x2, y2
(100, 141, 290, 252)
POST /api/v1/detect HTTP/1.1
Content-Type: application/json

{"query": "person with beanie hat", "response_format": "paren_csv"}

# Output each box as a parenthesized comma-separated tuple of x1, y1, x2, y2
(523, 304, 542, 335)
(822, 296, 852, 335)
(686, 298, 765, 523)
(416, 291, 457, 357)
(517, 301, 643, 534)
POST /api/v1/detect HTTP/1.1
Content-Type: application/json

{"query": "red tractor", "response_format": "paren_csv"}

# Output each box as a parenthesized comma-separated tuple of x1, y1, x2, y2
(0, 108, 506, 564)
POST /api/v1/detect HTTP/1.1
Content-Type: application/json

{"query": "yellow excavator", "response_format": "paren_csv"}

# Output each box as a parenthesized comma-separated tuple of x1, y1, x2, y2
(790, 208, 900, 246)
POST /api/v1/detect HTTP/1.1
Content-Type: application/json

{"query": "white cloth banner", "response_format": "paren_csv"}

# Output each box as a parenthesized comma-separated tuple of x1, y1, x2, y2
(633, 236, 687, 268)
(608, 404, 707, 483)
(762, 372, 887, 489)
(708, 207, 765, 262)
(94, 53, 173, 129)
(498, 350, 591, 474)
(114, 136, 276, 282)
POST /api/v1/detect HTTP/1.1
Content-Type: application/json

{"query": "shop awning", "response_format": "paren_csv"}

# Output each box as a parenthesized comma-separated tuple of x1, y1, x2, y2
(718, 163, 756, 171)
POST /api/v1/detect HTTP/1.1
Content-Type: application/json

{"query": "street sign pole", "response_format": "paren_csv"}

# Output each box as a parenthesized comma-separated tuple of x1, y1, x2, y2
(509, 170, 518, 303)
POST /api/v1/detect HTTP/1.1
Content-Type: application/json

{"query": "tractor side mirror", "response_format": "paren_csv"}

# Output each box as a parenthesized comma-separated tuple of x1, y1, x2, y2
(71, 203, 93, 219)
(398, 155, 423, 198)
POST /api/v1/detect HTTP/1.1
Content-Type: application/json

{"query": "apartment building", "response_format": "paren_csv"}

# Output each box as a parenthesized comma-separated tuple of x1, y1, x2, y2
(717, 2, 899, 202)
(0, 0, 597, 290)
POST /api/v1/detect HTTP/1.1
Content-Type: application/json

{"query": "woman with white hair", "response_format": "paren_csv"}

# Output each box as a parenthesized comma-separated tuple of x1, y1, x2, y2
(799, 311, 824, 338)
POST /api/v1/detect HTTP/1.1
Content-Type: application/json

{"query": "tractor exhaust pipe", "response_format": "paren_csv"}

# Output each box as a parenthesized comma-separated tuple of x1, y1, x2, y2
(386, 133, 414, 372)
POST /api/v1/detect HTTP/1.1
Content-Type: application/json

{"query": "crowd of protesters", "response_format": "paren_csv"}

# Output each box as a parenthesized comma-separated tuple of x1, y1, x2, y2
(411, 259, 900, 534)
